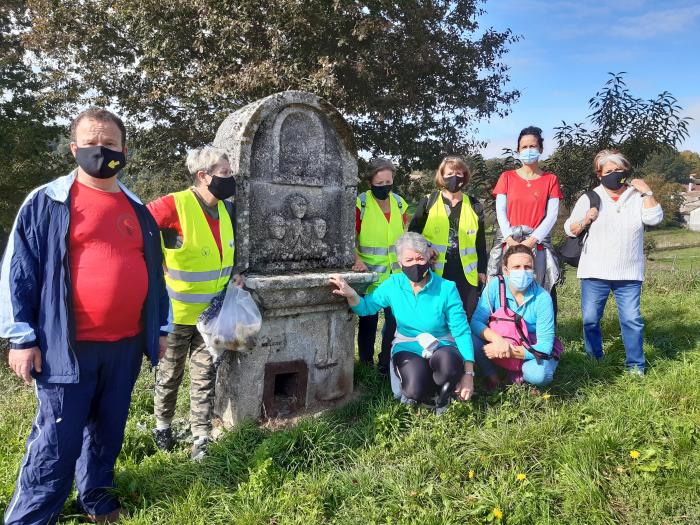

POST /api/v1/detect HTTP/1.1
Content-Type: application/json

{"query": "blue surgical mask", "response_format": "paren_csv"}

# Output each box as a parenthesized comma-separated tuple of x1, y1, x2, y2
(519, 149, 540, 165)
(507, 269, 535, 291)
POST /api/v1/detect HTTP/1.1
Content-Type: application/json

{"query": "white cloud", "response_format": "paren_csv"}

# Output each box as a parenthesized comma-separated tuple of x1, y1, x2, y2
(616, 5, 700, 38)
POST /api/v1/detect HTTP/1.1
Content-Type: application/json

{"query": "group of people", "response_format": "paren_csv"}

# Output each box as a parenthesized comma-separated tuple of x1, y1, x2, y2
(0, 107, 662, 524)
(334, 125, 662, 409)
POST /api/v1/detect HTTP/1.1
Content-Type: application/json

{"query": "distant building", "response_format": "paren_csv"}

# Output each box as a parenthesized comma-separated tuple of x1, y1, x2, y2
(681, 175, 700, 228)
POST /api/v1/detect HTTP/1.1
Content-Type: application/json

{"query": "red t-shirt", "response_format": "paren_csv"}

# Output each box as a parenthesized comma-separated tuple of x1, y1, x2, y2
(355, 208, 407, 234)
(492, 170, 563, 229)
(147, 193, 223, 259)
(69, 181, 148, 341)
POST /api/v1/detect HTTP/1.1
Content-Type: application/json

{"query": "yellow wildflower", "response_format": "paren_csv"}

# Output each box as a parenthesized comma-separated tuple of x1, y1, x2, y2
(492, 507, 503, 520)
(542, 393, 551, 400)
(468, 470, 475, 479)
(516, 473, 527, 481)
(630, 450, 641, 459)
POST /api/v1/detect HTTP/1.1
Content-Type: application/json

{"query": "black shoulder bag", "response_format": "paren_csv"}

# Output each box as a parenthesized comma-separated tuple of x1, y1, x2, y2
(559, 190, 601, 267)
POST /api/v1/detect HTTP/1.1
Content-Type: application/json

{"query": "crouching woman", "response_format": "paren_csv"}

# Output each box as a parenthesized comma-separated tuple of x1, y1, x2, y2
(471, 244, 562, 388)
(330, 232, 475, 407)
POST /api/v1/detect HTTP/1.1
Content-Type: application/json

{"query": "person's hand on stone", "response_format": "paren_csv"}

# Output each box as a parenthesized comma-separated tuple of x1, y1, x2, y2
(329, 275, 360, 306)
(8, 347, 41, 385)
(232, 273, 245, 288)
(352, 254, 368, 272)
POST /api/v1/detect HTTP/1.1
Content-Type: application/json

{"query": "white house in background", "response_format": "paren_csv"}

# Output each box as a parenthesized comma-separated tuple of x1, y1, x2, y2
(689, 207, 700, 232)
(681, 174, 700, 228)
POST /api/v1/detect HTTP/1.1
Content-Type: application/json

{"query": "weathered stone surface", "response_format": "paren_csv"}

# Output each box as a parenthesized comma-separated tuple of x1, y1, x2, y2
(213, 91, 357, 275)
(212, 92, 369, 427)
(213, 271, 374, 424)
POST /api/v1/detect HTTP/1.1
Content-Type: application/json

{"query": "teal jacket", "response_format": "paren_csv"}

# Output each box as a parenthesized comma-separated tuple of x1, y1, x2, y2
(351, 271, 474, 362)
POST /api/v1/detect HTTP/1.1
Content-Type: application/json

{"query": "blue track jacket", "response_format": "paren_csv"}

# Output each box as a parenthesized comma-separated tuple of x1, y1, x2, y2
(0, 170, 169, 383)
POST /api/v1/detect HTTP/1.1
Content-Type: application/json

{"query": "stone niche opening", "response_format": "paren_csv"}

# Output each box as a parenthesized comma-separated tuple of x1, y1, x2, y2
(262, 360, 308, 418)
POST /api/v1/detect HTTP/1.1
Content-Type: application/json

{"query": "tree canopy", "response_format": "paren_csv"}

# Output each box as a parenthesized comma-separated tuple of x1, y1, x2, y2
(23, 0, 519, 179)
(0, 1, 71, 239)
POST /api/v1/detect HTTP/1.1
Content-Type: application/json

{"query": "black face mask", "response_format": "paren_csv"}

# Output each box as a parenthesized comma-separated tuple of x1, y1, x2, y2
(600, 170, 629, 191)
(402, 261, 431, 283)
(208, 175, 236, 200)
(444, 175, 464, 193)
(371, 184, 392, 200)
(75, 146, 126, 179)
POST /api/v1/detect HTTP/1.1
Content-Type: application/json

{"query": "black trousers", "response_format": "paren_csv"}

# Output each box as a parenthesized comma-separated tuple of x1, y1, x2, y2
(443, 254, 481, 319)
(357, 306, 396, 371)
(393, 346, 464, 403)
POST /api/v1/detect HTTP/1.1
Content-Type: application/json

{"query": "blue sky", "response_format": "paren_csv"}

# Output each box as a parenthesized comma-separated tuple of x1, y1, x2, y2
(474, 0, 700, 158)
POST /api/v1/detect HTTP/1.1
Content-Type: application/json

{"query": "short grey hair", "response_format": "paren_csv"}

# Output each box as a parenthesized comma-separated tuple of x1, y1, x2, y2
(365, 157, 396, 182)
(186, 146, 229, 178)
(394, 232, 430, 260)
(593, 149, 630, 175)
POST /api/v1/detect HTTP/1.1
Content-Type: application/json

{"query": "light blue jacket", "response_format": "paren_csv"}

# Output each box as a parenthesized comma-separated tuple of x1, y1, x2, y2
(470, 276, 554, 360)
(351, 271, 474, 362)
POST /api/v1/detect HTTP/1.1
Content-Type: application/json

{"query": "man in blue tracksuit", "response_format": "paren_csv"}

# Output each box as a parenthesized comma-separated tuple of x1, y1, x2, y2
(0, 108, 168, 524)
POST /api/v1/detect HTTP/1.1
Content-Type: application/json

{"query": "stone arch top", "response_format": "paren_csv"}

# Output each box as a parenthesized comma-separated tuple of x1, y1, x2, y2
(213, 91, 358, 274)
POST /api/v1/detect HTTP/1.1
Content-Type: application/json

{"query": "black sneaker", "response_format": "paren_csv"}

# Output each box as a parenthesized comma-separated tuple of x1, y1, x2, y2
(191, 437, 210, 461)
(153, 428, 175, 451)
(436, 381, 455, 408)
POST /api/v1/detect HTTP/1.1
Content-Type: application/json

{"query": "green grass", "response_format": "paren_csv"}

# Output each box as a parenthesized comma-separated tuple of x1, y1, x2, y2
(647, 226, 700, 251)
(2, 265, 700, 523)
(648, 246, 700, 271)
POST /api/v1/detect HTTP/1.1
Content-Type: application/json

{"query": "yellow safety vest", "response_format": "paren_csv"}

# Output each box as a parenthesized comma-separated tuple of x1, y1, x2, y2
(356, 190, 407, 293)
(162, 190, 235, 325)
(423, 191, 480, 286)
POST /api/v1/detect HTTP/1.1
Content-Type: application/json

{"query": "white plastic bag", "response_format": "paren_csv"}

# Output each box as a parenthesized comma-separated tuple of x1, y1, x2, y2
(197, 282, 262, 361)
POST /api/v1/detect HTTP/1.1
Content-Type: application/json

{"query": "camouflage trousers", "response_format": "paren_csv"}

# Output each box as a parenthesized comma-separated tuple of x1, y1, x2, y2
(154, 324, 215, 438)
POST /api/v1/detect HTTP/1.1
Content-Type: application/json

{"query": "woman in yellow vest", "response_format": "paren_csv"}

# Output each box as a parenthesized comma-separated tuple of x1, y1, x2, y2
(147, 146, 241, 460)
(408, 156, 487, 319)
(353, 158, 408, 375)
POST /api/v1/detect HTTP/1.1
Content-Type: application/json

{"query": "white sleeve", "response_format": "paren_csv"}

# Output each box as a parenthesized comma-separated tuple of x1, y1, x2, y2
(641, 203, 663, 226)
(495, 194, 512, 238)
(564, 195, 589, 237)
(531, 198, 560, 241)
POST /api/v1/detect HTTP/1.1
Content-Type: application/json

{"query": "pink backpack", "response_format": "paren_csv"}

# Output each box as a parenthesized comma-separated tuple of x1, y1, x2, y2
(487, 275, 563, 372)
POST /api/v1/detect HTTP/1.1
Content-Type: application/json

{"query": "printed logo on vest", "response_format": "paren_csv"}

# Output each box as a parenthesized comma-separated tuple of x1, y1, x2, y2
(201, 247, 211, 257)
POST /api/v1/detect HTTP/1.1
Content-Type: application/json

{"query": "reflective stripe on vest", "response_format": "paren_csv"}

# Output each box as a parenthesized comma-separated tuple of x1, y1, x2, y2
(162, 190, 235, 325)
(166, 266, 234, 283)
(356, 190, 406, 293)
(166, 286, 220, 304)
(422, 192, 480, 286)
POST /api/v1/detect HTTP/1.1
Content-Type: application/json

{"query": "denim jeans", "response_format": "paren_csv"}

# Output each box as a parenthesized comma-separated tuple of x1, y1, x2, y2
(580, 278, 645, 370)
(472, 335, 558, 386)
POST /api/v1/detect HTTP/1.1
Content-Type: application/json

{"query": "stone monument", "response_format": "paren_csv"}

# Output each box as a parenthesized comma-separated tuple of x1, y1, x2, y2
(212, 91, 374, 426)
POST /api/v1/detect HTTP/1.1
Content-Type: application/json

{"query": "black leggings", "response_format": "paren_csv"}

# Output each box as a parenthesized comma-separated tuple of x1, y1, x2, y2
(393, 346, 464, 403)
(443, 254, 481, 319)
